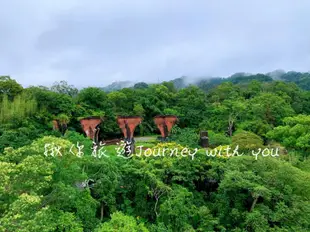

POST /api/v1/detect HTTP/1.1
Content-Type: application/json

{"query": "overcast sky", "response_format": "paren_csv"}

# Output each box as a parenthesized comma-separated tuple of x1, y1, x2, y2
(1, 0, 310, 88)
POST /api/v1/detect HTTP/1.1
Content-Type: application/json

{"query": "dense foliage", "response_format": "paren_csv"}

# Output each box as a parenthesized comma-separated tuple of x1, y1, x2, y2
(0, 73, 310, 231)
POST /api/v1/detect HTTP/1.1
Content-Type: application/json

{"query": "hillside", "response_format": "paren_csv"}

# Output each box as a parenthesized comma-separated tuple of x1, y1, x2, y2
(1, 74, 310, 231)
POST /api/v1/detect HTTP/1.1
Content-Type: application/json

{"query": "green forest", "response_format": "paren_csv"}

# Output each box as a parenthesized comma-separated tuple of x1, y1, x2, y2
(1, 71, 310, 232)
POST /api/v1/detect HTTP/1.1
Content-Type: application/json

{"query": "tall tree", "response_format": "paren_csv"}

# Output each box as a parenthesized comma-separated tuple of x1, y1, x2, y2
(0, 76, 23, 100)
(51, 80, 78, 97)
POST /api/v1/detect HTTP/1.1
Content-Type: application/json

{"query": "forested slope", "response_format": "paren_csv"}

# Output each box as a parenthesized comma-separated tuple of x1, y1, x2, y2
(0, 74, 310, 231)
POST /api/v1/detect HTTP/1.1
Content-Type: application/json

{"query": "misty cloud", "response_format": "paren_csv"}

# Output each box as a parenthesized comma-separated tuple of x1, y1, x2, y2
(1, 0, 310, 88)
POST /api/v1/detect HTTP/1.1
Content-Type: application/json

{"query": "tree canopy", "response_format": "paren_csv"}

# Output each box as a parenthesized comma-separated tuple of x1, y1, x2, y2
(1, 73, 310, 231)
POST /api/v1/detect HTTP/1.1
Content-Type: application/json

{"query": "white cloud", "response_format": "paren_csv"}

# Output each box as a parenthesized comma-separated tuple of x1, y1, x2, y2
(1, 0, 310, 87)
